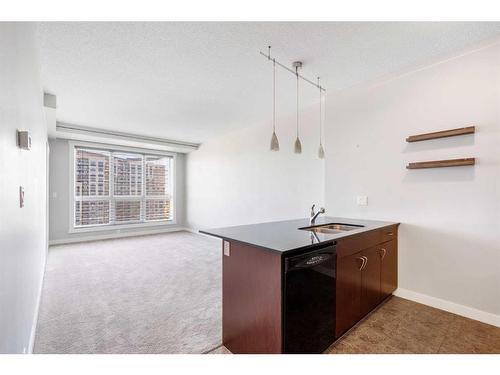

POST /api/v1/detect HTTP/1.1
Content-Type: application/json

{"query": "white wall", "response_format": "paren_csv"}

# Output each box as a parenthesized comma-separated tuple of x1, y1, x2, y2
(186, 108, 325, 230)
(48, 138, 187, 244)
(325, 41, 500, 320)
(0, 23, 48, 353)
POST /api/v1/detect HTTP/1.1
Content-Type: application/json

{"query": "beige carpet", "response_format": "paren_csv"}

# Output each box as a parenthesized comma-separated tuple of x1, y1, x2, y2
(34, 231, 222, 354)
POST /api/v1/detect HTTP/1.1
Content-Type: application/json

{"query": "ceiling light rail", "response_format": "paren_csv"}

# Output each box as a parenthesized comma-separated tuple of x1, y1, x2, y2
(260, 47, 326, 92)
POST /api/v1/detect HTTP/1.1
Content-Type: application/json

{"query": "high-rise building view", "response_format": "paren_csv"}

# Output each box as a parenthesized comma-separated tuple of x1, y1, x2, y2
(145, 156, 171, 220)
(113, 154, 143, 196)
(113, 154, 143, 222)
(75, 149, 110, 226)
(74, 148, 172, 226)
(75, 149, 109, 197)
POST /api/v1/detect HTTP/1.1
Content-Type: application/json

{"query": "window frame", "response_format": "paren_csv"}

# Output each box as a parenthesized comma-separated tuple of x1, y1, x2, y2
(68, 140, 177, 233)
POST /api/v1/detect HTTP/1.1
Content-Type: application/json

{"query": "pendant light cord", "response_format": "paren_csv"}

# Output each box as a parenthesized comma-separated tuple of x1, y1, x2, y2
(318, 77, 322, 146)
(296, 68, 299, 137)
(273, 59, 276, 132)
(323, 92, 327, 143)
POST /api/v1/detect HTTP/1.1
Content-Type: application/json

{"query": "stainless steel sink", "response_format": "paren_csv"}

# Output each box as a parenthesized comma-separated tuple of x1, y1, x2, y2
(299, 223, 364, 234)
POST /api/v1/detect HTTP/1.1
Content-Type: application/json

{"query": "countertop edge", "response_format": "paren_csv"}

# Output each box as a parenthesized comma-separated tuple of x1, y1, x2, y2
(200, 221, 399, 254)
(200, 230, 339, 255)
(199, 231, 299, 255)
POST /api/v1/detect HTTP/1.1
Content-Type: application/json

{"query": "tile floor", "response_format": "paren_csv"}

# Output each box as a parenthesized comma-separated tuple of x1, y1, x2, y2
(327, 297, 500, 354)
(208, 296, 500, 354)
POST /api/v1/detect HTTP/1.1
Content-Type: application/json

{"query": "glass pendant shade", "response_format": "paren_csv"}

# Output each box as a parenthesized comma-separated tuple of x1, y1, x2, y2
(294, 137, 302, 154)
(318, 143, 325, 159)
(269, 56, 279, 151)
(270, 131, 279, 151)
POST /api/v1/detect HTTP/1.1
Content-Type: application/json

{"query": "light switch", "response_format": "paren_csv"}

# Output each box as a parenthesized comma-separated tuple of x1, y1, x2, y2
(356, 195, 368, 206)
(17, 130, 31, 150)
(223, 241, 230, 256)
(19, 186, 25, 208)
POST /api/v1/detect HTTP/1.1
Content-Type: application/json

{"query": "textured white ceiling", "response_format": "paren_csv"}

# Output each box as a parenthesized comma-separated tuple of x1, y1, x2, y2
(37, 22, 500, 144)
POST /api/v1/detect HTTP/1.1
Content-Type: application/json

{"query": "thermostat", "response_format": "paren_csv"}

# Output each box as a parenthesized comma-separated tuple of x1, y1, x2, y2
(17, 130, 31, 150)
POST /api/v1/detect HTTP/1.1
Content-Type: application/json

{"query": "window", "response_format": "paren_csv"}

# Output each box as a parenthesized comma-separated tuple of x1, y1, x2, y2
(72, 145, 174, 230)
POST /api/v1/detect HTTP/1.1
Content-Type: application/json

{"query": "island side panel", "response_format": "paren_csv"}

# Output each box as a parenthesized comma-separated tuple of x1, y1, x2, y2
(222, 241, 282, 354)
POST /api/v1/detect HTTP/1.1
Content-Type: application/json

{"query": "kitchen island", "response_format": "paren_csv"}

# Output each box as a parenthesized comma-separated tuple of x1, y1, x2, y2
(201, 216, 399, 354)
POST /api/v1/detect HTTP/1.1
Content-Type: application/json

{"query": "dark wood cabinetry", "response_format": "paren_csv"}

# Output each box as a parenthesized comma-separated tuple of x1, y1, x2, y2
(336, 251, 363, 335)
(214, 221, 399, 353)
(222, 241, 282, 354)
(380, 238, 398, 300)
(336, 226, 399, 337)
(361, 246, 382, 317)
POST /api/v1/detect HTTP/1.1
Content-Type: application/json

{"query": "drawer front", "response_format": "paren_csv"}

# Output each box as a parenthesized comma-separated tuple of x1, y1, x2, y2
(380, 225, 398, 244)
(336, 225, 398, 258)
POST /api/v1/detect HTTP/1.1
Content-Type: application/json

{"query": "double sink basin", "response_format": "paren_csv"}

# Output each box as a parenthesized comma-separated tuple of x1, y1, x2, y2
(299, 222, 364, 234)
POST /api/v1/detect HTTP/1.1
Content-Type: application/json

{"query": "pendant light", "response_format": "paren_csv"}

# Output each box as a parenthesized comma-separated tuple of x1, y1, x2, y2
(270, 55, 280, 151)
(260, 48, 326, 156)
(317, 77, 325, 159)
(293, 61, 302, 154)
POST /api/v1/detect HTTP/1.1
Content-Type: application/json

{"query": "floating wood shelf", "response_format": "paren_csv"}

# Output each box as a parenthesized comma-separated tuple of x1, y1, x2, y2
(407, 158, 475, 169)
(406, 126, 475, 143)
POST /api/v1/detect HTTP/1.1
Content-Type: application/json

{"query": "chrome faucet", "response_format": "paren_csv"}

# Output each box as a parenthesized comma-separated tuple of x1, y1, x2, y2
(310, 204, 326, 225)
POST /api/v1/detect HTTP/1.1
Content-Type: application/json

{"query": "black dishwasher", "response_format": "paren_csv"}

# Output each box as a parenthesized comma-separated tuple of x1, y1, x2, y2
(283, 243, 336, 354)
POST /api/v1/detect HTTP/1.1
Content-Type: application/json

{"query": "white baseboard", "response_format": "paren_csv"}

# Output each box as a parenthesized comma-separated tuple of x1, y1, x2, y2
(28, 250, 47, 354)
(394, 288, 500, 327)
(49, 226, 187, 246)
(183, 227, 221, 240)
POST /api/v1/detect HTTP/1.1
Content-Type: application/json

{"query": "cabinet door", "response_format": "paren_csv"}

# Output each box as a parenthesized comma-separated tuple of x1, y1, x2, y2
(380, 239, 398, 300)
(360, 246, 381, 316)
(336, 252, 364, 337)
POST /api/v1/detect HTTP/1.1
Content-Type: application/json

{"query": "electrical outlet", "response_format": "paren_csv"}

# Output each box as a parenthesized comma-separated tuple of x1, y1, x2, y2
(356, 195, 368, 206)
(223, 241, 230, 256)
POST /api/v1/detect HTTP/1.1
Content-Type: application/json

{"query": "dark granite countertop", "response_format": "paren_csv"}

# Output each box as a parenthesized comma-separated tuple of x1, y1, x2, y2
(200, 216, 399, 254)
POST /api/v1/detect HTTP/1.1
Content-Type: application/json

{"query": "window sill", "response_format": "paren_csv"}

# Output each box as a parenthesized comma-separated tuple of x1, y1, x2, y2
(69, 219, 177, 234)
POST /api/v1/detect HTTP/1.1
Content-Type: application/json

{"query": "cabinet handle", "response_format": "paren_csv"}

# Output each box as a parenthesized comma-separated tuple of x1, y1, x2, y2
(380, 248, 387, 260)
(357, 256, 366, 271)
(386, 232, 394, 236)
(362, 256, 368, 270)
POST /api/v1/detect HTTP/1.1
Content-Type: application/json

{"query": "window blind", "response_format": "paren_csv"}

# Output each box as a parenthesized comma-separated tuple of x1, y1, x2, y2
(74, 146, 173, 228)
(145, 156, 172, 221)
(112, 152, 143, 223)
(74, 148, 110, 226)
